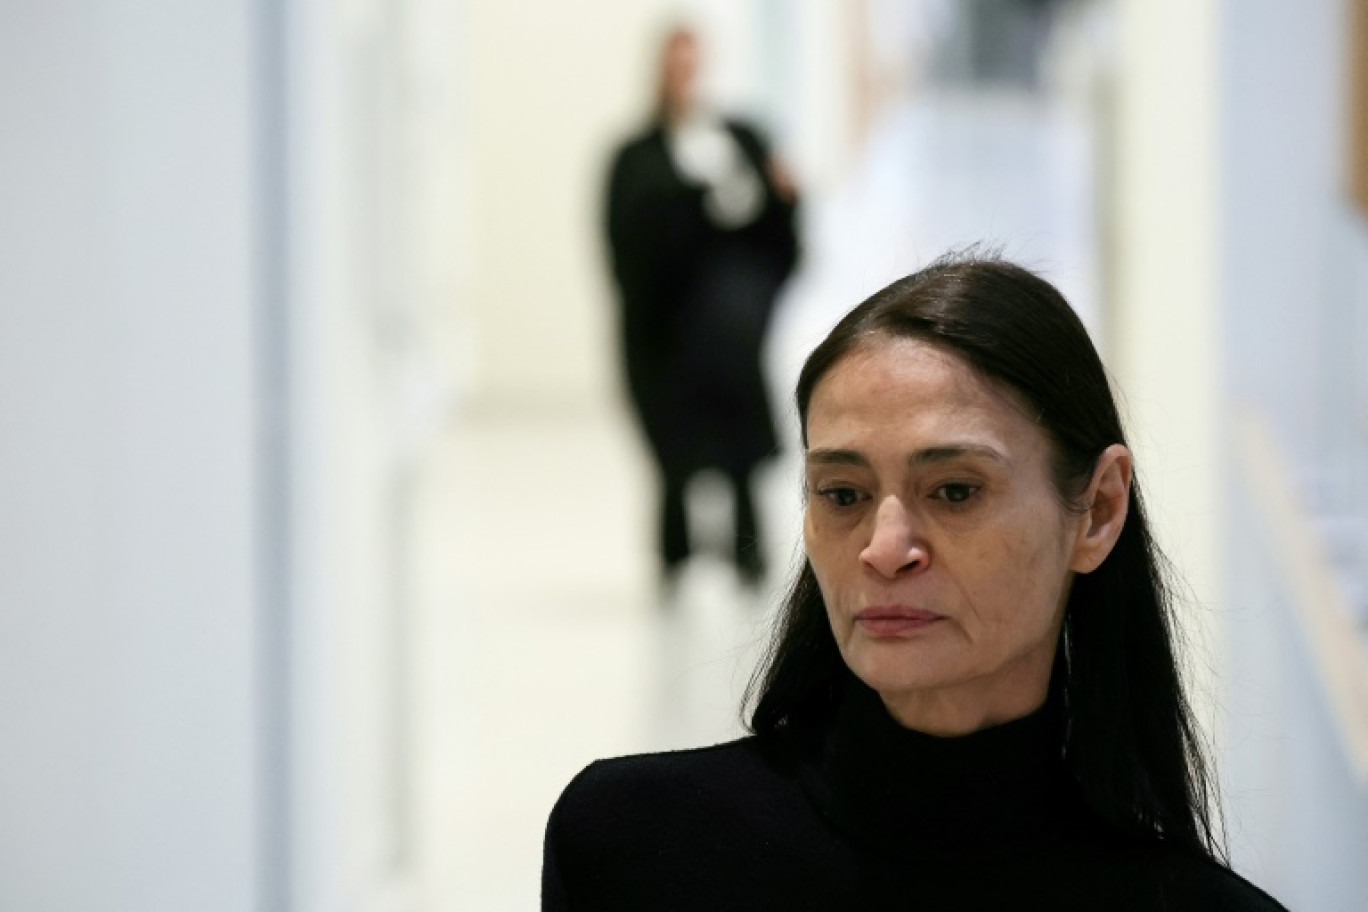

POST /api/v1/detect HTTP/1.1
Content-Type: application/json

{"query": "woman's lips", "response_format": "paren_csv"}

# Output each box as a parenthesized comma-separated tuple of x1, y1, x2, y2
(854, 606, 945, 637)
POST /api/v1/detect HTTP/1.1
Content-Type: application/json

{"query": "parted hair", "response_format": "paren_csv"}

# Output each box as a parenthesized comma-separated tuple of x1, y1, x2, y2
(746, 252, 1226, 863)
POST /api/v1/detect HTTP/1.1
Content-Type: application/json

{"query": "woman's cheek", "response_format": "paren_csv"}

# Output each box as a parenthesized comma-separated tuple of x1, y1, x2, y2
(810, 566, 845, 630)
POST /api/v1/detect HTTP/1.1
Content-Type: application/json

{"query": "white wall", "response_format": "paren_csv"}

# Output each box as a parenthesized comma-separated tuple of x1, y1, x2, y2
(1111, 0, 1223, 716)
(1218, 0, 1368, 906)
(0, 2, 260, 909)
(0, 2, 466, 909)
(457, 0, 675, 407)
(1111, 0, 1368, 905)
(286, 0, 465, 908)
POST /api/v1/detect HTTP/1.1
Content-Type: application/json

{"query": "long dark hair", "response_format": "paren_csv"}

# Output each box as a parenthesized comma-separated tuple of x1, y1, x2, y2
(746, 253, 1226, 863)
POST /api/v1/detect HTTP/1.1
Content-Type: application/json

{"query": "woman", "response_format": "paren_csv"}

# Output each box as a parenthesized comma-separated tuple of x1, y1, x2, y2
(544, 255, 1285, 909)
(604, 25, 799, 584)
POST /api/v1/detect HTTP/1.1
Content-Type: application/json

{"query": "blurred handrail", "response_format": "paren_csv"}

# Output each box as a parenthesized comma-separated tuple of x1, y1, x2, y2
(1234, 407, 1368, 785)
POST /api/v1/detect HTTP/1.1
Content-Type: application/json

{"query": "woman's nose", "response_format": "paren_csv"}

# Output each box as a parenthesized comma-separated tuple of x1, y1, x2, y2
(859, 495, 929, 578)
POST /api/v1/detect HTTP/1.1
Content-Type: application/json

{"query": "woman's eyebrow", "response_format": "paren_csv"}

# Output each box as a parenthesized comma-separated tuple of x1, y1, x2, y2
(805, 444, 1007, 467)
(805, 448, 868, 467)
(909, 444, 1008, 466)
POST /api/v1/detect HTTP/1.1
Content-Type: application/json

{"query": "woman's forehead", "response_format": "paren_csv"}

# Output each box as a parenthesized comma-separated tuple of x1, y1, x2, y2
(806, 337, 1042, 449)
(812, 337, 1006, 412)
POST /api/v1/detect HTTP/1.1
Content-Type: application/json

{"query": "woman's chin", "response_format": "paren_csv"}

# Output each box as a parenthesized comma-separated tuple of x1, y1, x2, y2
(846, 646, 959, 700)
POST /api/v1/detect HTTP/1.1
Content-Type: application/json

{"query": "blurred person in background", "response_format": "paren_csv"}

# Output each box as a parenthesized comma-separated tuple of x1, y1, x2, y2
(543, 255, 1286, 910)
(603, 23, 799, 589)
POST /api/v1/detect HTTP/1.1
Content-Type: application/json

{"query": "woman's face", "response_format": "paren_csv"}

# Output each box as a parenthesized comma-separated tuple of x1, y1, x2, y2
(803, 336, 1107, 734)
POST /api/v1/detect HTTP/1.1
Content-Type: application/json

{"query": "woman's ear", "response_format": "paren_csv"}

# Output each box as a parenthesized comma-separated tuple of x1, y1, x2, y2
(1070, 444, 1132, 574)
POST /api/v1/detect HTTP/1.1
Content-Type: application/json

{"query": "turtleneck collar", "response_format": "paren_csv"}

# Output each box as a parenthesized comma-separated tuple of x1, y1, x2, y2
(798, 679, 1083, 852)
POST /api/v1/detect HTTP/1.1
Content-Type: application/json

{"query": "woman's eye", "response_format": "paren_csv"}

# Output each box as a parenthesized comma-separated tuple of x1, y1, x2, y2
(817, 487, 862, 508)
(933, 483, 979, 505)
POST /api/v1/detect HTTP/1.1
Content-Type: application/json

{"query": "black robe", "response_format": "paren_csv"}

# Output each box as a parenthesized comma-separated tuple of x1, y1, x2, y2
(604, 118, 798, 479)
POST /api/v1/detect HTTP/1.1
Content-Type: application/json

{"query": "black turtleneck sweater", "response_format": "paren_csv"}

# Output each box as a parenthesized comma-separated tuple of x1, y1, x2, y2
(541, 683, 1285, 910)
